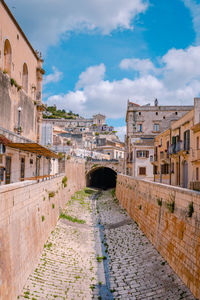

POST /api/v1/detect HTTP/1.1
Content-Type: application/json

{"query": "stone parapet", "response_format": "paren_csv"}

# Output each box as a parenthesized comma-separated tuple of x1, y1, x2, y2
(116, 175, 200, 299)
(0, 158, 86, 299)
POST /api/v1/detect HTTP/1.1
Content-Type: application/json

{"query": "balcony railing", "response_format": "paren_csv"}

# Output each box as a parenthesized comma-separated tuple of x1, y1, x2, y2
(168, 141, 188, 155)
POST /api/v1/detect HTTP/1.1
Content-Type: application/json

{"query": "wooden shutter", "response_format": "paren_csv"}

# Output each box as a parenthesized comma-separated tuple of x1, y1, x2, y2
(187, 130, 190, 151)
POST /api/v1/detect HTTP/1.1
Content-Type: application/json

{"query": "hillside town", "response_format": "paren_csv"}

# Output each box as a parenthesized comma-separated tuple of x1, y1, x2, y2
(0, 0, 199, 300)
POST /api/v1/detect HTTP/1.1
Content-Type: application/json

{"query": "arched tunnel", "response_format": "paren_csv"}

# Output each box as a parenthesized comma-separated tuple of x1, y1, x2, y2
(86, 167, 117, 190)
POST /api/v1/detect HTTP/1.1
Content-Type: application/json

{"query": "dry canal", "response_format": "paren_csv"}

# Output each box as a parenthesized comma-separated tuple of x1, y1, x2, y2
(18, 189, 195, 300)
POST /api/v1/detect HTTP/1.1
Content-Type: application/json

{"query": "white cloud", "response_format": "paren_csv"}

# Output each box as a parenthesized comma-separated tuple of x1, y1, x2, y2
(6, 0, 148, 51)
(76, 64, 105, 90)
(120, 58, 157, 75)
(162, 46, 200, 87)
(47, 46, 200, 119)
(115, 126, 126, 141)
(182, 0, 200, 44)
(43, 67, 63, 86)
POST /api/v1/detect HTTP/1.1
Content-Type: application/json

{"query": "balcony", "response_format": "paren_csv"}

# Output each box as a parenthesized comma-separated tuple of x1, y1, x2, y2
(168, 141, 189, 156)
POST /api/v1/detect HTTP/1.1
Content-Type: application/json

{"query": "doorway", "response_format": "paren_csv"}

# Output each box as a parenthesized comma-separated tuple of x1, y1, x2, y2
(20, 157, 25, 181)
(5, 156, 11, 184)
(183, 161, 188, 188)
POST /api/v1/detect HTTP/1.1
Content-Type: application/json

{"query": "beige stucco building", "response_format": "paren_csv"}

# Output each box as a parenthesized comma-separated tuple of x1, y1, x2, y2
(126, 99, 193, 178)
(0, 0, 58, 185)
(0, 0, 45, 142)
(153, 98, 200, 190)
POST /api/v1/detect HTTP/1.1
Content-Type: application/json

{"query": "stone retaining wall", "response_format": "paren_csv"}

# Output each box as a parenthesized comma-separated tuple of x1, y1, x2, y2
(0, 158, 86, 300)
(116, 175, 200, 299)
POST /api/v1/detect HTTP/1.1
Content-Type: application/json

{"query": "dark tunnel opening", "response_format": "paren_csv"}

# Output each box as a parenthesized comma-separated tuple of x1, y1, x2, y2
(86, 167, 117, 190)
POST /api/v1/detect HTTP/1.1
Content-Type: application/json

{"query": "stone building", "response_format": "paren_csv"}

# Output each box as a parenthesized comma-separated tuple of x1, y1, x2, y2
(0, 0, 57, 185)
(42, 113, 118, 154)
(0, 0, 45, 142)
(153, 98, 200, 190)
(126, 99, 193, 178)
(93, 113, 106, 126)
(94, 139, 125, 160)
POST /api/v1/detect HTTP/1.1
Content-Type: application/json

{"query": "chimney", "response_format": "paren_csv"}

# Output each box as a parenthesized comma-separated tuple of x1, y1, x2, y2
(194, 97, 200, 125)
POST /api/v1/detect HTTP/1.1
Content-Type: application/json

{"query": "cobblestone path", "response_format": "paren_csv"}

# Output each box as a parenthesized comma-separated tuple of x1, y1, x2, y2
(18, 189, 196, 300)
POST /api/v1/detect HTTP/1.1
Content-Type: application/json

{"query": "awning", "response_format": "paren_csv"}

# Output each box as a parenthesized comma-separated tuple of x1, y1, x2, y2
(7, 143, 58, 158)
(0, 134, 12, 145)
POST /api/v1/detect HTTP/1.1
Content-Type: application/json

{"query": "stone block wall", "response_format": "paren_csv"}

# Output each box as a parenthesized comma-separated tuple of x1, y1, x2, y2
(0, 158, 86, 300)
(116, 175, 200, 299)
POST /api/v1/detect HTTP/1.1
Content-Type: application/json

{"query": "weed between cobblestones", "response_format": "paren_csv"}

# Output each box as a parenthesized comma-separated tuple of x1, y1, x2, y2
(96, 254, 107, 263)
(59, 212, 86, 224)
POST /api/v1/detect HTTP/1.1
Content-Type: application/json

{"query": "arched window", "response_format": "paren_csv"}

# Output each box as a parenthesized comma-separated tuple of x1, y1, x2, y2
(22, 63, 28, 93)
(4, 39, 12, 76)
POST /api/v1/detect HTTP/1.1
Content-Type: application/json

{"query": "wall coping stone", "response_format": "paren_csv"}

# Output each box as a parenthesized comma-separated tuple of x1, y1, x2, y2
(119, 174, 200, 197)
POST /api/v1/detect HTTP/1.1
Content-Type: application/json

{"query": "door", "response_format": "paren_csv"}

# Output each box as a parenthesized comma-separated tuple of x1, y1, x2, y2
(36, 157, 40, 177)
(183, 161, 188, 188)
(20, 157, 25, 181)
(5, 156, 11, 184)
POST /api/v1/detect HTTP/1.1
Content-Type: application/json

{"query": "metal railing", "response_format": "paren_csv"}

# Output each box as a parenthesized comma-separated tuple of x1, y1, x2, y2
(0, 126, 33, 143)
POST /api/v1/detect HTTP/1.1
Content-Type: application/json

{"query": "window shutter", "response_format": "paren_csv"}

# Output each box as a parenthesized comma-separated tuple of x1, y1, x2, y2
(187, 130, 190, 151)
(172, 136, 176, 145)
(184, 131, 186, 150)
(146, 151, 149, 158)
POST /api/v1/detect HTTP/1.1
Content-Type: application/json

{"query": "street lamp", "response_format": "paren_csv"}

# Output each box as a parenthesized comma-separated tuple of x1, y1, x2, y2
(18, 106, 22, 135)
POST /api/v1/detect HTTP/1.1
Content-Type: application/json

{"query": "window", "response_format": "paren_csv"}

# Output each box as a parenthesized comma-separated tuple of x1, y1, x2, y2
(139, 167, 146, 175)
(156, 112, 158, 115)
(137, 124, 142, 132)
(4, 39, 12, 76)
(0, 155, 2, 164)
(153, 123, 160, 132)
(161, 164, 169, 174)
(197, 137, 199, 150)
(22, 63, 28, 93)
(196, 167, 199, 181)
(184, 130, 190, 151)
(139, 112, 141, 116)
(163, 116, 165, 119)
(136, 150, 149, 158)
(175, 112, 178, 115)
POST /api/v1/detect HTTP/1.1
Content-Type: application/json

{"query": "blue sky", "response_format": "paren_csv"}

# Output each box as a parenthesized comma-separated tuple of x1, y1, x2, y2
(6, 0, 200, 140)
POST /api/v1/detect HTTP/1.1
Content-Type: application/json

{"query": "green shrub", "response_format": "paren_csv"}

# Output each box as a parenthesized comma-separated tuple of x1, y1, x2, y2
(166, 201, 175, 213)
(62, 176, 68, 187)
(42, 215, 45, 222)
(157, 198, 162, 206)
(48, 191, 55, 198)
(188, 202, 194, 218)
(52, 203, 55, 209)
